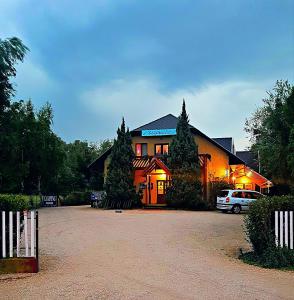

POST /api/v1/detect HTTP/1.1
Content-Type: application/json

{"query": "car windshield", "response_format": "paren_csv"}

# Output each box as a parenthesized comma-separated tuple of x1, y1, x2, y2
(218, 191, 229, 197)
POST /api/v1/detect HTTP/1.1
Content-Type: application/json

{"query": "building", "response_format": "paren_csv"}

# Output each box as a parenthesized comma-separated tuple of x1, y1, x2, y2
(89, 114, 272, 206)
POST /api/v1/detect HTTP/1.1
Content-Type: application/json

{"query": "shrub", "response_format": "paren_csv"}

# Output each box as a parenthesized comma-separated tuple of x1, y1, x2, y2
(242, 195, 294, 268)
(0, 194, 41, 211)
(166, 178, 206, 210)
(241, 247, 294, 269)
(61, 192, 91, 206)
(245, 195, 294, 254)
(29, 195, 42, 209)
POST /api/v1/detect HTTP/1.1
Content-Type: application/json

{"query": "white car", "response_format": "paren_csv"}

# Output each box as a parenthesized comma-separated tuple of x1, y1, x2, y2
(216, 189, 264, 214)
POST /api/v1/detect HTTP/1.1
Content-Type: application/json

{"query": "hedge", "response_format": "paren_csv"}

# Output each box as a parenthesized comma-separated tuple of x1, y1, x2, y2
(0, 194, 41, 211)
(242, 195, 294, 268)
(60, 192, 91, 206)
(0, 194, 41, 258)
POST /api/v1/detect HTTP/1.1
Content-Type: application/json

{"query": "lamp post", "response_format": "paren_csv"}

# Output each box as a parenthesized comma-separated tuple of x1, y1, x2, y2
(258, 150, 261, 174)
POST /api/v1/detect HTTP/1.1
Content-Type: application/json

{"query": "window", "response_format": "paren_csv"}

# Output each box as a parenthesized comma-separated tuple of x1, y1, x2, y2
(155, 145, 161, 155)
(155, 144, 169, 155)
(136, 143, 147, 156)
(162, 144, 169, 154)
(244, 192, 254, 199)
(218, 190, 229, 197)
(245, 183, 253, 190)
(232, 191, 244, 198)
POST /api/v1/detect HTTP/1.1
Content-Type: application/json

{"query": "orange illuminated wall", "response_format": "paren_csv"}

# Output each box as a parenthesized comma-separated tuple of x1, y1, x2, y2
(149, 169, 167, 205)
(132, 135, 230, 182)
(134, 170, 147, 203)
(134, 169, 168, 205)
(195, 135, 230, 182)
(102, 134, 232, 202)
(230, 165, 267, 191)
(234, 174, 254, 190)
(132, 136, 172, 156)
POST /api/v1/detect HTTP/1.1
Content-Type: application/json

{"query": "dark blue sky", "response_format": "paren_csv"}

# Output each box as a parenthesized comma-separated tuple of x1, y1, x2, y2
(1, 0, 293, 149)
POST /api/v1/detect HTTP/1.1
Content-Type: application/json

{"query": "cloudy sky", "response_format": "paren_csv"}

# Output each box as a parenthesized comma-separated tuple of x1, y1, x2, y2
(1, 0, 293, 150)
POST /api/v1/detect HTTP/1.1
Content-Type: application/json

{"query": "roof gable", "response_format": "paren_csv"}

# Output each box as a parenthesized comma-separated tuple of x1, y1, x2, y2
(143, 157, 171, 175)
(89, 113, 245, 169)
(132, 114, 179, 131)
(236, 151, 258, 171)
(133, 114, 243, 164)
(212, 137, 233, 152)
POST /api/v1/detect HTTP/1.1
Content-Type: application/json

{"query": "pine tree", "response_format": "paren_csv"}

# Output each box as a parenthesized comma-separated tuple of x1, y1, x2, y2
(104, 118, 139, 209)
(166, 100, 203, 209)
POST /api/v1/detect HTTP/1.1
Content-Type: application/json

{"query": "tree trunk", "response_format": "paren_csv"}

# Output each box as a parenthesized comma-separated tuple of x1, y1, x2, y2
(37, 175, 41, 195)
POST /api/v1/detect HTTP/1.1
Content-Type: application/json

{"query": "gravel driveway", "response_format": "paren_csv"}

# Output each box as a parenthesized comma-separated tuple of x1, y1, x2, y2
(0, 206, 293, 299)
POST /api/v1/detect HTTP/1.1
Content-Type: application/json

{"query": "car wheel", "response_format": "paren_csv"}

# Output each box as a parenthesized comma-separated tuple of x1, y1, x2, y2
(232, 205, 241, 214)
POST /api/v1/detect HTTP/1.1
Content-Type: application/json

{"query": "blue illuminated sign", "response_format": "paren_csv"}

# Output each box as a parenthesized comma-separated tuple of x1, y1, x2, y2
(141, 129, 176, 136)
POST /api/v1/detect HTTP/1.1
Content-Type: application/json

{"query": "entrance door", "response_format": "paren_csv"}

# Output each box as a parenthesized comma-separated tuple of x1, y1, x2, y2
(157, 180, 166, 204)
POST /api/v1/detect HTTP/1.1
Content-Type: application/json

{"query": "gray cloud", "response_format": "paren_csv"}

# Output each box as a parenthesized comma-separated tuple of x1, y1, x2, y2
(81, 77, 274, 150)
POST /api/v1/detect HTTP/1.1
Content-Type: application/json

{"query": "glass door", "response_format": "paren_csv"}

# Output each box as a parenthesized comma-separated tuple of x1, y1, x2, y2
(157, 180, 166, 204)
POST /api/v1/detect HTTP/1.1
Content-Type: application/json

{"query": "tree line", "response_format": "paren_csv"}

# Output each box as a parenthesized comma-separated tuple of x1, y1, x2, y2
(0, 37, 112, 195)
(1, 36, 293, 202)
(245, 80, 294, 194)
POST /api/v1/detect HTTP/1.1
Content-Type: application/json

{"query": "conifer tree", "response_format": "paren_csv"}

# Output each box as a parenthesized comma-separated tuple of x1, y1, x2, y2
(166, 100, 203, 209)
(104, 118, 139, 209)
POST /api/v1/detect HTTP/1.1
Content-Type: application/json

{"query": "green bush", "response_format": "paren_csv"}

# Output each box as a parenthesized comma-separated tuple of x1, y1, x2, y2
(0, 194, 41, 211)
(241, 247, 294, 269)
(245, 195, 294, 254)
(166, 179, 206, 210)
(242, 195, 294, 268)
(61, 192, 91, 206)
(29, 195, 42, 209)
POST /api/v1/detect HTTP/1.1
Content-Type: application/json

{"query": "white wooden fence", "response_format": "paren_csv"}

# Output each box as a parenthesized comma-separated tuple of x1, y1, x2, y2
(275, 211, 294, 249)
(1, 210, 38, 258)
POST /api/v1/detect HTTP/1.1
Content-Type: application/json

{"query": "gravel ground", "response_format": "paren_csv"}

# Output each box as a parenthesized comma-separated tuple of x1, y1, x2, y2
(0, 206, 293, 300)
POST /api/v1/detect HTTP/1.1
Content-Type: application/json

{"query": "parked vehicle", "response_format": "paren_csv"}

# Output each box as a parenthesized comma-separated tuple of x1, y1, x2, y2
(90, 191, 105, 208)
(216, 189, 264, 214)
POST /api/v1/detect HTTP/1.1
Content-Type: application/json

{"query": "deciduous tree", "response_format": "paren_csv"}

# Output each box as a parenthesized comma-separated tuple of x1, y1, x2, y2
(0, 37, 28, 112)
(245, 80, 294, 191)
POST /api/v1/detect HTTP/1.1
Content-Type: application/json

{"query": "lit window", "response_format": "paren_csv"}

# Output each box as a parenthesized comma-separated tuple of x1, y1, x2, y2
(155, 145, 162, 154)
(162, 144, 169, 154)
(155, 144, 169, 155)
(136, 143, 147, 156)
(136, 144, 142, 156)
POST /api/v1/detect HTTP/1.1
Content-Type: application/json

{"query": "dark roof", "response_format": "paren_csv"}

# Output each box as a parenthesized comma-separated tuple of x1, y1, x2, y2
(212, 138, 233, 153)
(236, 151, 259, 171)
(89, 114, 245, 169)
(88, 147, 112, 171)
(132, 114, 180, 131)
(133, 114, 243, 165)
